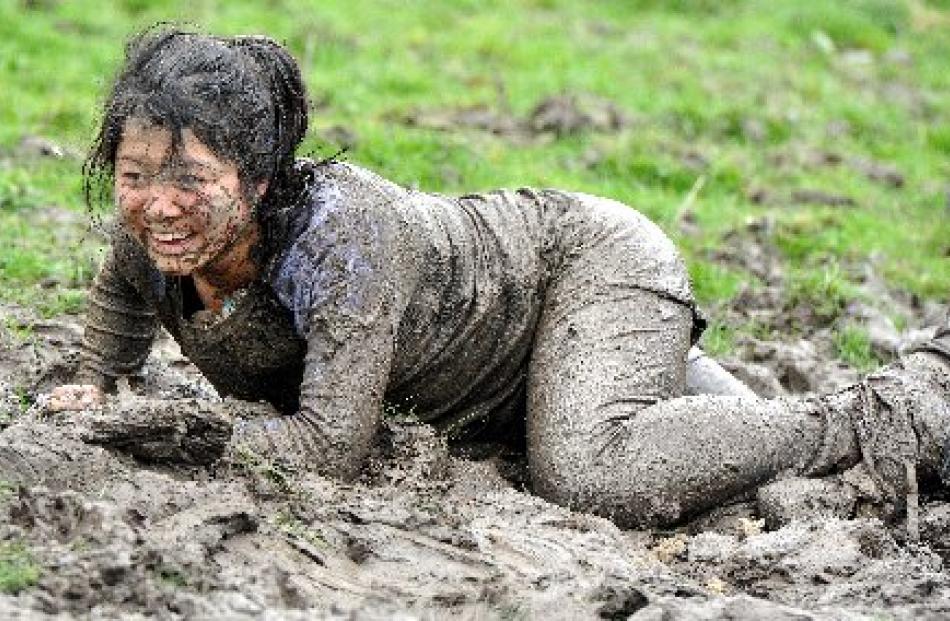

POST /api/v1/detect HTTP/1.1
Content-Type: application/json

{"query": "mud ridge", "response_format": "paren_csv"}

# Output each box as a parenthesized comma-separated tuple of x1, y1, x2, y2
(1, 307, 949, 619)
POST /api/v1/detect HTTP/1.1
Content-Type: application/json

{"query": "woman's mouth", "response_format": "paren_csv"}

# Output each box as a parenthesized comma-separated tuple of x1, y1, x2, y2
(148, 230, 195, 255)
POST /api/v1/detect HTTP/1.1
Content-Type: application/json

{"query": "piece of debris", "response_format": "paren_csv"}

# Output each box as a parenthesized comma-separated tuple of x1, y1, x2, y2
(790, 189, 856, 207)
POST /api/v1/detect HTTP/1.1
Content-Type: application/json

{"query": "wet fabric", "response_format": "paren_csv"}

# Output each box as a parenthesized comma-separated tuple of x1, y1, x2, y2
(80, 162, 702, 472)
(76, 161, 950, 528)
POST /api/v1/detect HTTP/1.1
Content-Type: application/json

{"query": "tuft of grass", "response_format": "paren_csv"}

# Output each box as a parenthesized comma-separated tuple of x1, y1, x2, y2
(0, 481, 14, 505)
(0, 542, 41, 595)
(700, 321, 737, 358)
(273, 510, 327, 548)
(834, 323, 883, 371)
(156, 566, 188, 588)
(786, 265, 862, 325)
(232, 446, 298, 496)
(780, 0, 909, 52)
(688, 262, 749, 307)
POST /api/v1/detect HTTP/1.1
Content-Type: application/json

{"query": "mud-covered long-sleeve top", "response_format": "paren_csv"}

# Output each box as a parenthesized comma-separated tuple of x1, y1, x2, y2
(78, 162, 696, 477)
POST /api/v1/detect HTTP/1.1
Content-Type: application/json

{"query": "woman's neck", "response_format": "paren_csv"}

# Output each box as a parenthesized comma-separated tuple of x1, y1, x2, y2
(192, 223, 260, 312)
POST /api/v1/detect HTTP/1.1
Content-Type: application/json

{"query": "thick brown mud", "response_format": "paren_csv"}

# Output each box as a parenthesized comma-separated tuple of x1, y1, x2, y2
(1, 302, 950, 619)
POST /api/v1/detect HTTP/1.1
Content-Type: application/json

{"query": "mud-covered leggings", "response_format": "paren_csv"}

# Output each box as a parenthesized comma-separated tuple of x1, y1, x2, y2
(525, 197, 950, 528)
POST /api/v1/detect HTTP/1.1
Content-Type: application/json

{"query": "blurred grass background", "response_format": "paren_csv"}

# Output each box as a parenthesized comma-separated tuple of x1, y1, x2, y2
(0, 0, 947, 356)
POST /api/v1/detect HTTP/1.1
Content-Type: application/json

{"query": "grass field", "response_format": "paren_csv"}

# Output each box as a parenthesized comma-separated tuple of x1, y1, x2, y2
(1, 0, 947, 354)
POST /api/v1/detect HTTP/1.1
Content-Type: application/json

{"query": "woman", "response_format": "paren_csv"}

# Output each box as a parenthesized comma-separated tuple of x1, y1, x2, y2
(51, 28, 950, 528)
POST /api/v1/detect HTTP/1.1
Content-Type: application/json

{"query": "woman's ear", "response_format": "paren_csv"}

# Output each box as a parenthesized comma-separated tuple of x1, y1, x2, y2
(256, 180, 269, 198)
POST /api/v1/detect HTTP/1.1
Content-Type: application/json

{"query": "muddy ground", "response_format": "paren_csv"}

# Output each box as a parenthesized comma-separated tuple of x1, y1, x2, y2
(0, 216, 949, 619)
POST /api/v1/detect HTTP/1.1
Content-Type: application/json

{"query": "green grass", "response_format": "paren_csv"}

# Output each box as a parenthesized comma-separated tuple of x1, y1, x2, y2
(0, 542, 40, 594)
(834, 323, 883, 371)
(699, 321, 738, 358)
(0, 0, 947, 335)
(786, 264, 864, 326)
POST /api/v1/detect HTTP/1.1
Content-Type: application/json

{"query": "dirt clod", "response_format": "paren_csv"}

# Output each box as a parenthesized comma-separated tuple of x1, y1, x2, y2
(1, 305, 950, 618)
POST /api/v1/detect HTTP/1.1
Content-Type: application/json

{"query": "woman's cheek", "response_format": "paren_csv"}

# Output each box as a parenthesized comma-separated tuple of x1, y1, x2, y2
(116, 189, 148, 242)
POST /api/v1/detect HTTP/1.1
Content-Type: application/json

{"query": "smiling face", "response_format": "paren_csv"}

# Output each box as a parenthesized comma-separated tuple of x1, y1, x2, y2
(114, 120, 258, 276)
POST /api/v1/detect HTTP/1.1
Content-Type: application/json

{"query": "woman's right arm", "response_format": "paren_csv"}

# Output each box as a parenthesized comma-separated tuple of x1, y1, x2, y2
(56, 243, 158, 407)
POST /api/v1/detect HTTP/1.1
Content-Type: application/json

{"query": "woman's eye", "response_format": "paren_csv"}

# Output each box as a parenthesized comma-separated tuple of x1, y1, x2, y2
(176, 174, 208, 189)
(121, 171, 144, 185)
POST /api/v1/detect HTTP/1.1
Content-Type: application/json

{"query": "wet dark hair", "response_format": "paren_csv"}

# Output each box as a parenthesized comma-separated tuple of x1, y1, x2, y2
(84, 25, 309, 218)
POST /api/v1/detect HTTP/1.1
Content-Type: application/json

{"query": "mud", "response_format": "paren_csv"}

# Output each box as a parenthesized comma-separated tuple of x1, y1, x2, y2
(398, 93, 629, 141)
(1, 300, 950, 620)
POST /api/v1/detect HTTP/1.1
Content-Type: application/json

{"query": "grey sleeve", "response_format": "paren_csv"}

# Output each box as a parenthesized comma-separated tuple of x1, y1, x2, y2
(230, 175, 402, 479)
(76, 243, 158, 392)
(232, 311, 394, 479)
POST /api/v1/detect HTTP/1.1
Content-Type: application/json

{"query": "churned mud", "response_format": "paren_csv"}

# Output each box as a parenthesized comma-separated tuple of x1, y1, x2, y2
(1, 297, 949, 620)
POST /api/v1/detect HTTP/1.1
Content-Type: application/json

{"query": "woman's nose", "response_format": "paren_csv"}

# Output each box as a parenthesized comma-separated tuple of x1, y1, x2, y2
(143, 184, 185, 221)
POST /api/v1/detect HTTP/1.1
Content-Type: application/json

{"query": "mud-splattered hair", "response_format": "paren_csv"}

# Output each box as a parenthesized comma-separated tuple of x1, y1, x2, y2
(84, 25, 309, 217)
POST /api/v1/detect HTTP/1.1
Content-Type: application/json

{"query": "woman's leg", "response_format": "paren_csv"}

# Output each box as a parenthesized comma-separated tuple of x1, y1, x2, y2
(527, 284, 862, 527)
(526, 194, 866, 527)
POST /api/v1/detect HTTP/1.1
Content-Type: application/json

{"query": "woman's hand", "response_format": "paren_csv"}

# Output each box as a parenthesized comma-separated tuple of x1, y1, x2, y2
(47, 384, 105, 412)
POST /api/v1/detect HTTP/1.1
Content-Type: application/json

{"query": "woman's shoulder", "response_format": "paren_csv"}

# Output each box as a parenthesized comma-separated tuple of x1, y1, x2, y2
(303, 159, 408, 203)
(264, 160, 407, 271)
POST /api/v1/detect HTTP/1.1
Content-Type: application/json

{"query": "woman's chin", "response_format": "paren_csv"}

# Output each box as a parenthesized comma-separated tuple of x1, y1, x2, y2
(150, 254, 201, 276)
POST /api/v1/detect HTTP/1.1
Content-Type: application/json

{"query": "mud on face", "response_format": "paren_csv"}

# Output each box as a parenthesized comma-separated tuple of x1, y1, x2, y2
(115, 120, 259, 276)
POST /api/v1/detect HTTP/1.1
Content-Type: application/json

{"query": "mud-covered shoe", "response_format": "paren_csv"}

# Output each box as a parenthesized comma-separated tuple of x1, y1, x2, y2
(907, 313, 950, 485)
(910, 313, 950, 361)
(852, 316, 950, 538)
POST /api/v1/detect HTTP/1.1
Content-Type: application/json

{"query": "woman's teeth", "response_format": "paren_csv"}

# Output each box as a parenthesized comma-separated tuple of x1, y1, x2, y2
(151, 231, 190, 242)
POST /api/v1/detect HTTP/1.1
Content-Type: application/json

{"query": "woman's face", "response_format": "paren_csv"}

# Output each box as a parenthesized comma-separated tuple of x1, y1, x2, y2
(114, 120, 258, 276)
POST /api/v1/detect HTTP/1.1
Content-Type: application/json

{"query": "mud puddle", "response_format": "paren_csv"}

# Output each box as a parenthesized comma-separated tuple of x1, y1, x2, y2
(1, 301, 950, 620)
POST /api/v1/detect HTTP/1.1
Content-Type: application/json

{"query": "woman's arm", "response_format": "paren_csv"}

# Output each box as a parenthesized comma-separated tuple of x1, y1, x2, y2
(230, 313, 395, 479)
(229, 168, 403, 478)
(75, 241, 158, 392)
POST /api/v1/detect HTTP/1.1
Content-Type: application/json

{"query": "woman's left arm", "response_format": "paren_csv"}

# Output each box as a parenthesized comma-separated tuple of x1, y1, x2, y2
(230, 179, 404, 478)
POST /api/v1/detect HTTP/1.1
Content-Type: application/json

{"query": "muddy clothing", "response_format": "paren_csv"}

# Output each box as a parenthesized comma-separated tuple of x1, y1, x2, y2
(80, 161, 700, 462)
(77, 161, 950, 527)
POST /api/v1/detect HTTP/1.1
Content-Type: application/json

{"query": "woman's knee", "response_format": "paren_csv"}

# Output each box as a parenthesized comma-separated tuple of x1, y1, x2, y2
(528, 430, 685, 528)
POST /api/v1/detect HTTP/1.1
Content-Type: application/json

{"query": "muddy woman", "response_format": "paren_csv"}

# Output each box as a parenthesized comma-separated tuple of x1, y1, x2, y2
(38, 27, 950, 529)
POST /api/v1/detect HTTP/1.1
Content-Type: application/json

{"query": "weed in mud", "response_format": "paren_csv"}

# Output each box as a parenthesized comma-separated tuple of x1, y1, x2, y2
(497, 602, 530, 621)
(1, 316, 35, 345)
(0, 542, 40, 594)
(232, 446, 299, 497)
(0, 481, 14, 505)
(13, 386, 32, 416)
(69, 537, 91, 554)
(890, 312, 909, 334)
(274, 511, 328, 548)
(381, 400, 421, 423)
(834, 324, 883, 372)
(156, 566, 188, 588)
(700, 321, 737, 358)
(786, 265, 862, 326)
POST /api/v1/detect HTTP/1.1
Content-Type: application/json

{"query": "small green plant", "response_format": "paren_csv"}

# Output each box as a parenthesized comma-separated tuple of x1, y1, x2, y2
(0, 542, 41, 594)
(156, 566, 188, 588)
(273, 510, 327, 548)
(233, 446, 297, 496)
(786, 265, 861, 325)
(381, 400, 421, 422)
(1, 316, 34, 345)
(0, 480, 14, 505)
(701, 321, 737, 358)
(833, 324, 882, 372)
(37, 289, 86, 318)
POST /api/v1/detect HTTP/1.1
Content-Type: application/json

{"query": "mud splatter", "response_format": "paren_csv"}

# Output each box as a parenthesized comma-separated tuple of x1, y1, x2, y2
(1, 306, 949, 619)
